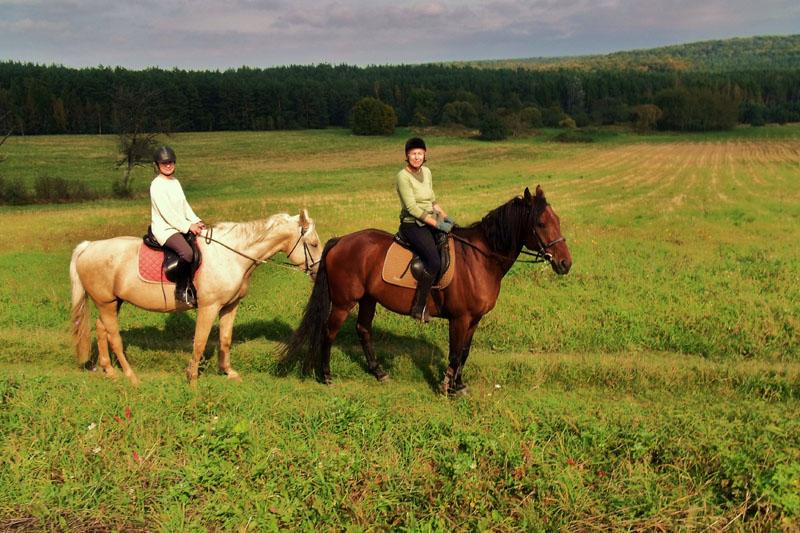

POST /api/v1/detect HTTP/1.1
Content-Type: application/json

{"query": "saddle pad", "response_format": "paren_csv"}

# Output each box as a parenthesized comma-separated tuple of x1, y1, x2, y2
(137, 243, 203, 284)
(381, 237, 456, 290)
(138, 243, 172, 283)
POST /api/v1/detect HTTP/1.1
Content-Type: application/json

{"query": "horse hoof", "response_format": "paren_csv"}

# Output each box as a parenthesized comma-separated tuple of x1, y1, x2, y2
(126, 374, 141, 387)
(449, 384, 468, 397)
(322, 375, 333, 385)
(376, 373, 390, 383)
(226, 370, 242, 382)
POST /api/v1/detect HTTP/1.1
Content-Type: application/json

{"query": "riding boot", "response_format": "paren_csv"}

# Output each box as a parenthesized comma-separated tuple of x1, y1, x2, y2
(411, 267, 435, 323)
(174, 261, 197, 308)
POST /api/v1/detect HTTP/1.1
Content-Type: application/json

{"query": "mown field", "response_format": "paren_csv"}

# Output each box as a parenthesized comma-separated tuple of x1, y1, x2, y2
(0, 126, 799, 530)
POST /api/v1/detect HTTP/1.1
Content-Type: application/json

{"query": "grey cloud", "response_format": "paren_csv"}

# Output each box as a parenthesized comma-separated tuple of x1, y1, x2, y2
(0, 0, 797, 68)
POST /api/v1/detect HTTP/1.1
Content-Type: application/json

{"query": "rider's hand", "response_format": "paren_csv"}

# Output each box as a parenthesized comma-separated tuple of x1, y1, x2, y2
(189, 222, 204, 235)
(435, 220, 454, 233)
(444, 216, 456, 226)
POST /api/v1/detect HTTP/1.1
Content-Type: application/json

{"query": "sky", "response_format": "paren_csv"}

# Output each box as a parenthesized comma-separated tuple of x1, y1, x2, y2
(0, 0, 798, 70)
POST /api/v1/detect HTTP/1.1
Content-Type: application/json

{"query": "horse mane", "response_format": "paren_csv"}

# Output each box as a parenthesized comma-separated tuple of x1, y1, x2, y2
(457, 193, 547, 255)
(212, 213, 293, 245)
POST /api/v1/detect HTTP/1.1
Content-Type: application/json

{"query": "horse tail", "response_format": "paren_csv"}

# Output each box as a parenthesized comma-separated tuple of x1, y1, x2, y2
(70, 241, 92, 367)
(280, 237, 340, 375)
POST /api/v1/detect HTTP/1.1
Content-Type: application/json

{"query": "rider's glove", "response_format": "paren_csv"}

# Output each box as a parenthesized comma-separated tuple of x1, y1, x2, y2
(436, 220, 454, 233)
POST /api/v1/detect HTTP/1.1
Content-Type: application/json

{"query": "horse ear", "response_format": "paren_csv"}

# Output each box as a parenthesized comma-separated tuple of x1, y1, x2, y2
(535, 184, 544, 198)
(524, 187, 532, 203)
(299, 208, 310, 229)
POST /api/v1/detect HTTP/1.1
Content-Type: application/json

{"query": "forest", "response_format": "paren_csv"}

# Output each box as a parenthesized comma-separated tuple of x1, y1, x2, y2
(1, 35, 799, 136)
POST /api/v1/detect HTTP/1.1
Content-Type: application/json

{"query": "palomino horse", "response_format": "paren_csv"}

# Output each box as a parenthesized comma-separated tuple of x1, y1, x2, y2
(70, 210, 321, 386)
(284, 186, 571, 394)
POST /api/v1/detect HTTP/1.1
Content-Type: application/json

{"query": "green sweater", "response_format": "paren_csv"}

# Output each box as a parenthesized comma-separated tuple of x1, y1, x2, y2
(396, 166, 436, 226)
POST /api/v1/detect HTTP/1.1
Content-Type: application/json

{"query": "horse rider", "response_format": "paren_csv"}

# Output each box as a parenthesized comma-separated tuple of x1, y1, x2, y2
(149, 145, 205, 307)
(396, 137, 455, 322)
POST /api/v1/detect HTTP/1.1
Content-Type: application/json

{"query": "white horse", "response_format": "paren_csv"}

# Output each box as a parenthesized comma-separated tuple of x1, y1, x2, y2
(69, 209, 321, 386)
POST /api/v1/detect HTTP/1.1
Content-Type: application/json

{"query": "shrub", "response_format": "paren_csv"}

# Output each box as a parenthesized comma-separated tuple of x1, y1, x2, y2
(542, 105, 566, 127)
(441, 101, 479, 128)
(632, 104, 663, 133)
(0, 176, 31, 204)
(519, 106, 543, 128)
(350, 97, 397, 135)
(553, 129, 595, 143)
(34, 175, 97, 203)
(478, 113, 508, 141)
(559, 116, 577, 129)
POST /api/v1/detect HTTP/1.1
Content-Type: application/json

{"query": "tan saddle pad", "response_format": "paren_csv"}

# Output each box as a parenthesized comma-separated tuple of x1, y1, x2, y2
(381, 237, 456, 289)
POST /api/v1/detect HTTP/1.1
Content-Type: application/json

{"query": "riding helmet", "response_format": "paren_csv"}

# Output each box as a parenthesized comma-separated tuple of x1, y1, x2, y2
(153, 145, 177, 164)
(404, 137, 426, 154)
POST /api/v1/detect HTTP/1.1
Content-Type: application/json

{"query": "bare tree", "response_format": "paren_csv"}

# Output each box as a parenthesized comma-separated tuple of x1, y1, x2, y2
(112, 87, 170, 197)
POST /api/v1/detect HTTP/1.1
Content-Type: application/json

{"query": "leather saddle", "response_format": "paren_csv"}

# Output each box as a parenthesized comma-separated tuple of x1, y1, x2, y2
(381, 232, 456, 290)
(139, 227, 201, 284)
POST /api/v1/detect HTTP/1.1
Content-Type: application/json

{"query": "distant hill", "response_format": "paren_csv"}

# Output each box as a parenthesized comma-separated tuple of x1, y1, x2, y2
(453, 34, 800, 72)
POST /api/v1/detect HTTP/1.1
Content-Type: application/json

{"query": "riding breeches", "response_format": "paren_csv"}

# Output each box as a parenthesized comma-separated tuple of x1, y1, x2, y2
(399, 222, 441, 276)
(164, 233, 194, 263)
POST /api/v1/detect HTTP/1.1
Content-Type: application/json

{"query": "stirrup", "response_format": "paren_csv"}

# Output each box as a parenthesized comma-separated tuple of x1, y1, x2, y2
(175, 284, 197, 308)
(412, 303, 431, 323)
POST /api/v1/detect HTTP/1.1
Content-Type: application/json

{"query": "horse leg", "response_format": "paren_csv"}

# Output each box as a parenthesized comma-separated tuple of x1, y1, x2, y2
(95, 318, 116, 378)
(187, 304, 221, 387)
(443, 317, 471, 396)
(217, 302, 241, 381)
(97, 301, 139, 386)
(454, 318, 482, 394)
(321, 306, 350, 385)
(356, 297, 388, 382)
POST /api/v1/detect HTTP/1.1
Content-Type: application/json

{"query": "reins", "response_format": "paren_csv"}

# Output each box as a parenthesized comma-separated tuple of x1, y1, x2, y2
(450, 230, 565, 266)
(201, 226, 318, 275)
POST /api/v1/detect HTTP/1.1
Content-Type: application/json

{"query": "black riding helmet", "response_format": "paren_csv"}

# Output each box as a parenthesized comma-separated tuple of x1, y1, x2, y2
(405, 137, 426, 154)
(153, 145, 176, 164)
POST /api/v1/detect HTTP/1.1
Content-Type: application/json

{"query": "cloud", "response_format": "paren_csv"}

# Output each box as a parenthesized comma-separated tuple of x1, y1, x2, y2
(0, 0, 797, 68)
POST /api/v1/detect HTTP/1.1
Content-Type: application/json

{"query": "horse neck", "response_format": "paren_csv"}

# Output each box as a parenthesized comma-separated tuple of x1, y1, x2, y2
(454, 226, 522, 277)
(211, 217, 297, 267)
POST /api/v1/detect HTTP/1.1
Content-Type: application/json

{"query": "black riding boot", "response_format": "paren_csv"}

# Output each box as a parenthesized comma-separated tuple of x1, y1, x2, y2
(411, 267, 435, 323)
(174, 261, 197, 308)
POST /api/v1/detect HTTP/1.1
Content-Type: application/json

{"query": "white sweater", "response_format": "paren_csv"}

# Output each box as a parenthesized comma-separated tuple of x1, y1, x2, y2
(149, 174, 201, 245)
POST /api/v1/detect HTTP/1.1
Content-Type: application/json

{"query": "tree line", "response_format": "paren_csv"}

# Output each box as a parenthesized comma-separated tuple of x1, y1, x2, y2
(1, 61, 799, 136)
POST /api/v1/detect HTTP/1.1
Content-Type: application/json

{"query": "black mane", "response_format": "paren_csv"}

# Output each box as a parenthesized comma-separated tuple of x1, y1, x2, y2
(459, 193, 547, 255)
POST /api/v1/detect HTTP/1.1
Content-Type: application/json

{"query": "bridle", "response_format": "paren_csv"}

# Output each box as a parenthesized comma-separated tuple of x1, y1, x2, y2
(202, 225, 320, 276)
(284, 225, 321, 275)
(521, 224, 566, 264)
(450, 204, 565, 266)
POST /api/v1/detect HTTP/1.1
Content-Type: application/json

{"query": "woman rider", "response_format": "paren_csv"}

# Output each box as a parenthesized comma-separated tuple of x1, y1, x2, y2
(149, 145, 205, 306)
(396, 137, 454, 322)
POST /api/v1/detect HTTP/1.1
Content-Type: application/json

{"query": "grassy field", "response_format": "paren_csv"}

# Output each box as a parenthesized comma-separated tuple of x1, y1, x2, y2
(0, 126, 799, 529)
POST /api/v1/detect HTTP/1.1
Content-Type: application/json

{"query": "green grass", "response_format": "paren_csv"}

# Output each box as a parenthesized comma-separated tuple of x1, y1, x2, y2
(0, 126, 799, 529)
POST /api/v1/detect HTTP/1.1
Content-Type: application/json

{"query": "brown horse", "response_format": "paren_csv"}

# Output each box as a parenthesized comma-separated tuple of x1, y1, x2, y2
(284, 186, 571, 394)
(70, 210, 321, 386)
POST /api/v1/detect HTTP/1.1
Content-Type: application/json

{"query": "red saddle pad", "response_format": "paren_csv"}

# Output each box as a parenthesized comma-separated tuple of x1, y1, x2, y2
(138, 243, 171, 283)
(138, 242, 203, 284)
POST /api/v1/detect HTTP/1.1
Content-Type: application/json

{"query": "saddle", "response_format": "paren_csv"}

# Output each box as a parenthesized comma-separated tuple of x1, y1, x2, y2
(139, 227, 202, 284)
(381, 232, 456, 290)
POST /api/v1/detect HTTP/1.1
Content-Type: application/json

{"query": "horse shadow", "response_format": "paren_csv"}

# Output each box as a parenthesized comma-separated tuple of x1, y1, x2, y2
(111, 314, 293, 372)
(325, 315, 447, 392)
(112, 314, 446, 390)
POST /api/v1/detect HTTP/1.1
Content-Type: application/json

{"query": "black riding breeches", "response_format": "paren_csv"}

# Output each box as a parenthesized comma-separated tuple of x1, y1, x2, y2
(164, 233, 194, 263)
(399, 222, 441, 276)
